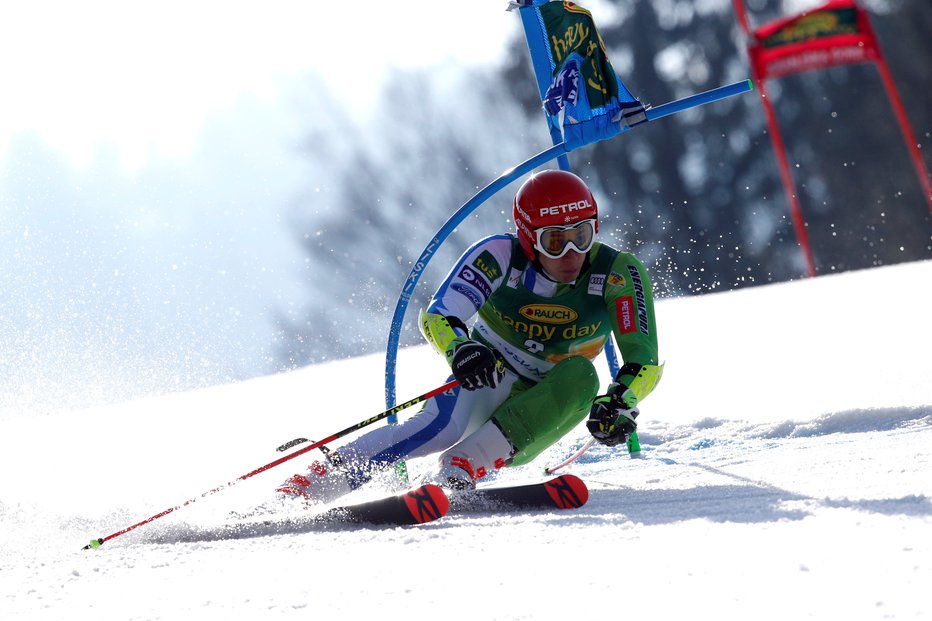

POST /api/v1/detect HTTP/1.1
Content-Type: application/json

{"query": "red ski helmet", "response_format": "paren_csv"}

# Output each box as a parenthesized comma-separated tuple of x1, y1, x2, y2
(512, 170, 599, 260)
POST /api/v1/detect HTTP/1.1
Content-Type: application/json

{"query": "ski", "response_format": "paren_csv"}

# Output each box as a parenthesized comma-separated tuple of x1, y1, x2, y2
(450, 474, 588, 513)
(319, 484, 450, 526)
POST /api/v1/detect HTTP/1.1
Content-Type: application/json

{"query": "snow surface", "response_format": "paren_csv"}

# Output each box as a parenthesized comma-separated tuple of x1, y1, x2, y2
(2, 260, 930, 620)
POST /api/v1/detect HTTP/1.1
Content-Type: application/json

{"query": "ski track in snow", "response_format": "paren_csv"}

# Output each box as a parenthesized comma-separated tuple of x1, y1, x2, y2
(1, 261, 930, 620)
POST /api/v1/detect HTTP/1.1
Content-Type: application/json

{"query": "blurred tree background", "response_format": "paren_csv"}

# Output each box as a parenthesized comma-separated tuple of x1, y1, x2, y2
(277, 0, 931, 367)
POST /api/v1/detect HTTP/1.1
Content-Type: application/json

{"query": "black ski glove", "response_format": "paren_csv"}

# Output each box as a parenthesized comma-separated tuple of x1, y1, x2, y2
(449, 339, 505, 391)
(587, 383, 639, 446)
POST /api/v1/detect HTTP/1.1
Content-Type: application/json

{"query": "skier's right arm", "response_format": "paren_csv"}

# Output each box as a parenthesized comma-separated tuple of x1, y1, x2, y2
(419, 235, 512, 389)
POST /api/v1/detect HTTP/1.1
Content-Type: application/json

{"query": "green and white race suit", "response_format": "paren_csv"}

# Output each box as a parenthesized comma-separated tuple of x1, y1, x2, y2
(328, 233, 662, 488)
(422, 234, 660, 400)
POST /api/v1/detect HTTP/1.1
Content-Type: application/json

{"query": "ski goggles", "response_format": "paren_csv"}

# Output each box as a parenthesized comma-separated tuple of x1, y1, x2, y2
(533, 219, 596, 259)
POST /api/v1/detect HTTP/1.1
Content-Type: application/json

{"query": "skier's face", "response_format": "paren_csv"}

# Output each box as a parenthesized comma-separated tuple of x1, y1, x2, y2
(538, 248, 586, 283)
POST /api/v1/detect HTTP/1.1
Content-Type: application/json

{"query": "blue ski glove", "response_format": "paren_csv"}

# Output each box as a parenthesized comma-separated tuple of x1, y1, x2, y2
(587, 383, 639, 447)
(449, 339, 505, 391)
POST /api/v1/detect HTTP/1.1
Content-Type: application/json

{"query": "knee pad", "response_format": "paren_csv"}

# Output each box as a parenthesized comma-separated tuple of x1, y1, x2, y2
(546, 356, 600, 401)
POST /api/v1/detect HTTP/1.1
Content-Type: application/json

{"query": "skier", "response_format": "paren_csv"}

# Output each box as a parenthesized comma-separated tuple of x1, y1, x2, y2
(277, 169, 662, 503)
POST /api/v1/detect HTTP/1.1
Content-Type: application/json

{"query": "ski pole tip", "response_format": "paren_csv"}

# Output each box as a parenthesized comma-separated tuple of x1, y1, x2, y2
(747, 78, 755, 91)
(82, 538, 103, 551)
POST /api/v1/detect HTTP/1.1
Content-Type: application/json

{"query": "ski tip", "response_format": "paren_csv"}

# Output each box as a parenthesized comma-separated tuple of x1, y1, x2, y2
(544, 474, 589, 509)
(403, 484, 450, 524)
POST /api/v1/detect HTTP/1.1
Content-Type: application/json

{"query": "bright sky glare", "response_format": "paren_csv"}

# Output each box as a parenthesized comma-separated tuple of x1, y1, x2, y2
(1, 1, 517, 170)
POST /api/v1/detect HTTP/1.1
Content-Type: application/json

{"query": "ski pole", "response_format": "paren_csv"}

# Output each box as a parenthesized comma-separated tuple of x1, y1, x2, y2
(545, 426, 642, 474)
(546, 438, 595, 475)
(82, 378, 459, 550)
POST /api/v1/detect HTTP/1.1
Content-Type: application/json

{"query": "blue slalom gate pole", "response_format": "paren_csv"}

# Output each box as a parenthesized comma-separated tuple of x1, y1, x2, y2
(645, 80, 753, 122)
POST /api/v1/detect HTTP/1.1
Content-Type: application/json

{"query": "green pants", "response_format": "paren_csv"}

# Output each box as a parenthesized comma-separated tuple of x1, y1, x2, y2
(492, 356, 600, 467)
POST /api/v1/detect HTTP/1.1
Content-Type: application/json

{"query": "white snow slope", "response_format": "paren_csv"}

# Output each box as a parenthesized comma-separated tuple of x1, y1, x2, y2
(1, 260, 930, 621)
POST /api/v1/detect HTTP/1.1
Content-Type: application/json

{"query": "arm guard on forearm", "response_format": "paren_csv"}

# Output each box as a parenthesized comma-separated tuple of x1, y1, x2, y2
(614, 362, 664, 404)
(419, 309, 469, 362)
